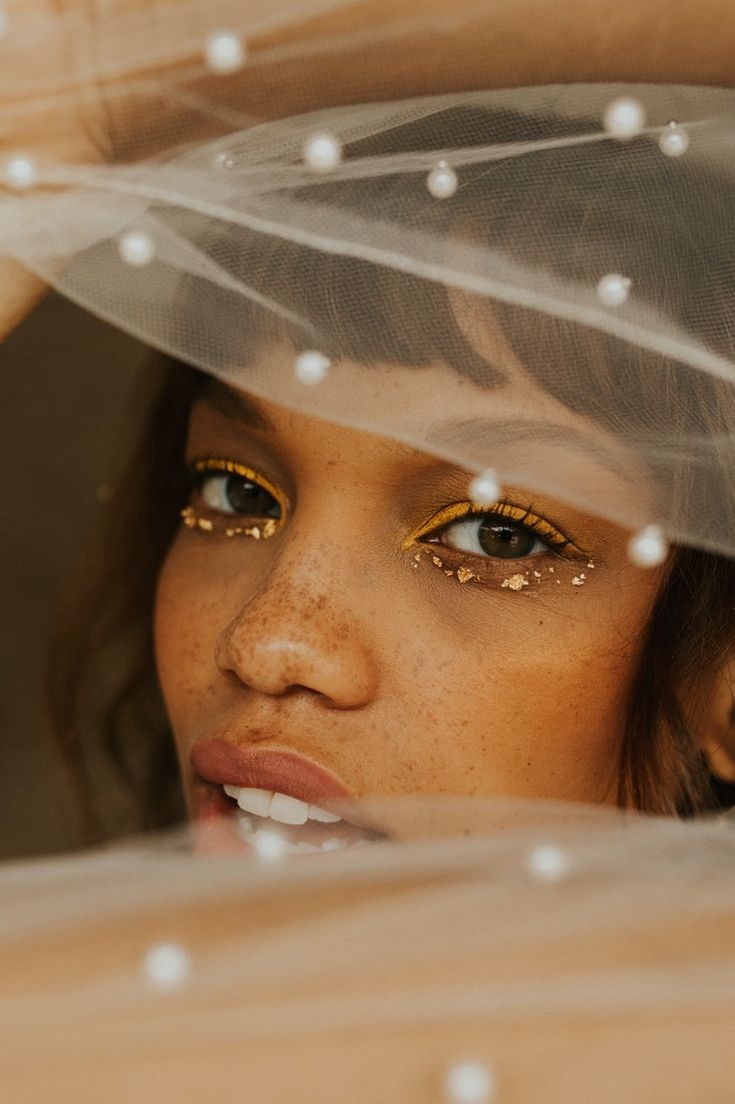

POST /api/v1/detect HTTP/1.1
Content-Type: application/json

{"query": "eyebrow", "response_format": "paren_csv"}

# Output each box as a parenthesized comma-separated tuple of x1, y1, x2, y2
(431, 417, 628, 480)
(198, 378, 274, 431)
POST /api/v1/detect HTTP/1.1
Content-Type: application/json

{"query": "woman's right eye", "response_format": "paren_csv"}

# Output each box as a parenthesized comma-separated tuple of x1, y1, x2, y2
(197, 472, 281, 519)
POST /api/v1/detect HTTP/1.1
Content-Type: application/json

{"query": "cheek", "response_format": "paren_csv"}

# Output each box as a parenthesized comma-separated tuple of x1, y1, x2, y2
(386, 576, 654, 799)
(153, 539, 226, 752)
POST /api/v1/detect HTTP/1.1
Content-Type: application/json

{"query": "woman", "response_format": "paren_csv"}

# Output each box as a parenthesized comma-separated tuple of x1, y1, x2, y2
(29, 87, 733, 852)
(3, 5, 735, 1101)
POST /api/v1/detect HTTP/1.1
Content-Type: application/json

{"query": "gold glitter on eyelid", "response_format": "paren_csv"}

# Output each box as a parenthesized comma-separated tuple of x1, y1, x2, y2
(191, 456, 290, 522)
(401, 498, 583, 555)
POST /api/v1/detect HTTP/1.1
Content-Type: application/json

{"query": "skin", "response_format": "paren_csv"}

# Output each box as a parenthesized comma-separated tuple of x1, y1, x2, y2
(154, 349, 671, 836)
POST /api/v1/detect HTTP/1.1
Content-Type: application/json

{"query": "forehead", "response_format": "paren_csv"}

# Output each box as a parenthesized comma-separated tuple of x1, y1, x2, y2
(199, 342, 652, 528)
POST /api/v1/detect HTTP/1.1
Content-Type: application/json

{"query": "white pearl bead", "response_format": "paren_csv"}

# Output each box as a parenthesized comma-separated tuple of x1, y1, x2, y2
(4, 155, 37, 191)
(294, 350, 331, 385)
(303, 132, 342, 173)
(469, 470, 501, 507)
(253, 829, 287, 861)
(427, 159, 458, 199)
(597, 272, 632, 308)
(527, 843, 571, 883)
(603, 96, 646, 139)
(627, 524, 668, 568)
(204, 29, 246, 74)
(444, 1061, 496, 1104)
(214, 151, 235, 170)
(143, 942, 191, 990)
(119, 230, 155, 267)
(659, 121, 689, 158)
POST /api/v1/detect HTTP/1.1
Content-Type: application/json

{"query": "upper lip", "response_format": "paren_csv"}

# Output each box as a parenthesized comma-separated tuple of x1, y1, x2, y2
(191, 738, 381, 830)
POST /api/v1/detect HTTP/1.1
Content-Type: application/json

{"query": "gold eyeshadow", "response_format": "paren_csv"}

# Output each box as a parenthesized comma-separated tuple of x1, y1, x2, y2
(402, 498, 585, 558)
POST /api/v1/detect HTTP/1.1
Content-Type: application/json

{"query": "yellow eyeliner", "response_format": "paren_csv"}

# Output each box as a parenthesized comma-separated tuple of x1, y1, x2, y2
(402, 499, 582, 555)
(191, 456, 290, 523)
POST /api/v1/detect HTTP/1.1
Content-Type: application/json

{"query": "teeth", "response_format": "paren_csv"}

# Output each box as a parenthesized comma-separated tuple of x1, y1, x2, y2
(223, 785, 342, 825)
(307, 804, 342, 823)
(269, 792, 309, 825)
(235, 815, 349, 857)
(228, 785, 273, 818)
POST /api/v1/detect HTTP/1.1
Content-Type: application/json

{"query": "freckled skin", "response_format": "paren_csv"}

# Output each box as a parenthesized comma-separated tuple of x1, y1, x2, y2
(154, 392, 666, 822)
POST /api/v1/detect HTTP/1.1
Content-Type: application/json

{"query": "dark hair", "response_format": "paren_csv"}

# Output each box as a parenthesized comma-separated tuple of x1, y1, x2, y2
(48, 101, 735, 838)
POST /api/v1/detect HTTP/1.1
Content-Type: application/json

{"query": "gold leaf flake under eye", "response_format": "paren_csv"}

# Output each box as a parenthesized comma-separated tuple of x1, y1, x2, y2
(501, 573, 529, 591)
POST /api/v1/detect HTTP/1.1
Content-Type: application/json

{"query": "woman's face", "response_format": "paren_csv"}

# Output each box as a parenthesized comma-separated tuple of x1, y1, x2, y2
(154, 355, 665, 849)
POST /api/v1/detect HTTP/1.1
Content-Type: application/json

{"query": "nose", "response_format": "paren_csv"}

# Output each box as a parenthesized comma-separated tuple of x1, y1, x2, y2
(214, 546, 380, 709)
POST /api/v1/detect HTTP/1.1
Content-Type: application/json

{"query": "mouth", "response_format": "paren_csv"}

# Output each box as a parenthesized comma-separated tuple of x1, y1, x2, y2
(190, 739, 388, 857)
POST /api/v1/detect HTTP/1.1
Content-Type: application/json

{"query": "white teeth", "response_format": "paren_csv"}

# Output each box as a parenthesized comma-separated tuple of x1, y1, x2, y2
(307, 803, 342, 823)
(268, 792, 309, 825)
(223, 785, 342, 824)
(231, 786, 274, 818)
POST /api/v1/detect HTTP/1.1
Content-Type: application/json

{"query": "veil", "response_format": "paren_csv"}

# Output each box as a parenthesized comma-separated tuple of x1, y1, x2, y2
(2, 1, 735, 1098)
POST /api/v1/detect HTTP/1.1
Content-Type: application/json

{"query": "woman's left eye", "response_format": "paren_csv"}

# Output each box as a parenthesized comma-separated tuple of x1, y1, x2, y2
(436, 515, 548, 560)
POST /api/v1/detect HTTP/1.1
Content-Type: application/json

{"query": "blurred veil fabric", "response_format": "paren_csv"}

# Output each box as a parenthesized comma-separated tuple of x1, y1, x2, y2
(1, 1, 735, 1099)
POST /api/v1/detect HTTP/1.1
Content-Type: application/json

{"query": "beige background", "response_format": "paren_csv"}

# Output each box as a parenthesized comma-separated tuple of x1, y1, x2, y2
(0, 293, 147, 858)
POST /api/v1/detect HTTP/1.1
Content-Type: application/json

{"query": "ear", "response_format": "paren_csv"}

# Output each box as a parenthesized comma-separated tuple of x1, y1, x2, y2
(697, 660, 735, 783)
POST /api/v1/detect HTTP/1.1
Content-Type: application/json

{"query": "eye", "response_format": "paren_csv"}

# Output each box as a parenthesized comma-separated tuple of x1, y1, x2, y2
(404, 499, 577, 564)
(189, 458, 285, 521)
(438, 515, 546, 560)
(197, 472, 281, 518)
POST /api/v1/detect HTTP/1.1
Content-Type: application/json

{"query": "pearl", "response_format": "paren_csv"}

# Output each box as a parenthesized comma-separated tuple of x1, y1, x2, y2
(253, 829, 287, 861)
(427, 159, 458, 199)
(527, 843, 571, 883)
(143, 942, 191, 990)
(659, 121, 689, 158)
(469, 470, 501, 507)
(214, 151, 235, 170)
(119, 230, 155, 267)
(204, 30, 246, 74)
(294, 350, 331, 385)
(303, 132, 342, 173)
(444, 1061, 496, 1104)
(627, 524, 668, 568)
(4, 155, 37, 191)
(597, 272, 631, 308)
(603, 96, 646, 140)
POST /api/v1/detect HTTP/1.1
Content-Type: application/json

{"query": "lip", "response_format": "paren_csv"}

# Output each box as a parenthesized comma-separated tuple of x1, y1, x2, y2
(190, 739, 378, 828)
